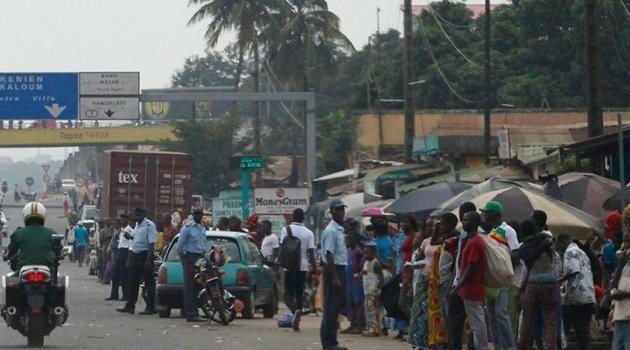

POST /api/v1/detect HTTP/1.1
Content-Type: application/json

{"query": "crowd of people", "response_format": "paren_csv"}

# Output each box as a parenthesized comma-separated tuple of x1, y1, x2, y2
(316, 199, 630, 350)
(61, 198, 630, 350)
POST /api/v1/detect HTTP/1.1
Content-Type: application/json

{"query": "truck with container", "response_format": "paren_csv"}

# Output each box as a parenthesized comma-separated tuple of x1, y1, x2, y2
(100, 150, 193, 221)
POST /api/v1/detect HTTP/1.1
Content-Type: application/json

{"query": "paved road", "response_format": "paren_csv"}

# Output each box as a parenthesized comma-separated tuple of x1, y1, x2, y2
(0, 205, 410, 349)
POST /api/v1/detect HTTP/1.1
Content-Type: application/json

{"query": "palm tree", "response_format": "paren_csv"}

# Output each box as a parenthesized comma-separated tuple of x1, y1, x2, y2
(264, 0, 354, 91)
(187, 0, 284, 91)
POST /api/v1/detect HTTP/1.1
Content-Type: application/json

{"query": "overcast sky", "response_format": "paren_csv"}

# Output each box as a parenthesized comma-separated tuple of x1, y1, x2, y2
(0, 0, 494, 160)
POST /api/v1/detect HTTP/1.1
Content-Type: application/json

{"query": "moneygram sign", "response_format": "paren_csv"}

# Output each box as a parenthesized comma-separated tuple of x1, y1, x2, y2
(254, 188, 310, 215)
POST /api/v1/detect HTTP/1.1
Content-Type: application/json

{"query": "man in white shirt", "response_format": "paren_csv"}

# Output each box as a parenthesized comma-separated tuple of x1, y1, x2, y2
(556, 233, 596, 350)
(280, 208, 316, 331)
(259, 220, 279, 263)
(116, 213, 134, 302)
(480, 201, 517, 350)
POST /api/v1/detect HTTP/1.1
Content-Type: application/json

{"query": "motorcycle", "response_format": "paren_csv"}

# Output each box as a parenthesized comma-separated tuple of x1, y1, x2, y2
(0, 234, 69, 347)
(195, 246, 235, 325)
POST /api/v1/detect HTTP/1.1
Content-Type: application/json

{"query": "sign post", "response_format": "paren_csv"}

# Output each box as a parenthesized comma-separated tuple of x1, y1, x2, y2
(230, 156, 264, 220)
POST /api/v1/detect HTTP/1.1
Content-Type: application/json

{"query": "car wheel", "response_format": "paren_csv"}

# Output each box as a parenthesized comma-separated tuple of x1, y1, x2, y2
(262, 288, 277, 319)
(242, 290, 255, 319)
(158, 308, 171, 318)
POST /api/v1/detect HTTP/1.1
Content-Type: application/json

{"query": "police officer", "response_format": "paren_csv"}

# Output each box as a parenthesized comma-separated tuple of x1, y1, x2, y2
(4, 202, 57, 271)
(117, 208, 157, 315)
(177, 208, 207, 322)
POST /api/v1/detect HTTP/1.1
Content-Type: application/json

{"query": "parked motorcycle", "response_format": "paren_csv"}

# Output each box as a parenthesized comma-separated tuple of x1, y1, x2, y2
(195, 246, 235, 325)
(0, 234, 69, 347)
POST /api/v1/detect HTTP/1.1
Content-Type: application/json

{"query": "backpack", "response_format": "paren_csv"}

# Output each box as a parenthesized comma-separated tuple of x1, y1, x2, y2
(481, 234, 514, 288)
(278, 225, 301, 272)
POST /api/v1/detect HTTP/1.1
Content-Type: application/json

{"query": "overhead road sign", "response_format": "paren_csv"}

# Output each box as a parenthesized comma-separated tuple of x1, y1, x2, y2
(80, 72, 139, 96)
(80, 97, 139, 120)
(0, 73, 79, 120)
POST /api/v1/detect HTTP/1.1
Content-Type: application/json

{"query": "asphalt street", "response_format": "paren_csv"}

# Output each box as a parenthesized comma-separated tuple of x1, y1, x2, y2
(0, 201, 410, 350)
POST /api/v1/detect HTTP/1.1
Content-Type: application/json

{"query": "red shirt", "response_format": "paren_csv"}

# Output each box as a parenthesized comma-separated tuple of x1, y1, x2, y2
(400, 233, 415, 278)
(459, 235, 486, 302)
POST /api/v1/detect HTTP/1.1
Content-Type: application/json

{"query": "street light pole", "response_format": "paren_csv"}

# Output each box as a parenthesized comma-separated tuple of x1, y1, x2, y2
(403, 0, 415, 163)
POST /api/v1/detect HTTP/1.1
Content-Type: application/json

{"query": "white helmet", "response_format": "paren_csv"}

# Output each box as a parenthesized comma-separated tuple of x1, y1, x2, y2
(23, 202, 46, 224)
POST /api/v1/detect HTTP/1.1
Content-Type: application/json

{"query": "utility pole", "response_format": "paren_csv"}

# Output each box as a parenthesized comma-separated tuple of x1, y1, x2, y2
(403, 0, 415, 163)
(253, 42, 262, 185)
(483, 0, 492, 164)
(585, 0, 604, 174)
(376, 7, 385, 156)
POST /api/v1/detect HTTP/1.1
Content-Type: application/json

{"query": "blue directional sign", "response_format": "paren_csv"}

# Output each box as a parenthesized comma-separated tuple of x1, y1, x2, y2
(0, 73, 79, 120)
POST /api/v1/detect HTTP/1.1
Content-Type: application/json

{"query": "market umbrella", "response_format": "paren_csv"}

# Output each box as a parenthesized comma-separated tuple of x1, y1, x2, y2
(436, 177, 543, 214)
(440, 186, 604, 240)
(557, 172, 621, 218)
(602, 188, 630, 212)
(386, 182, 473, 220)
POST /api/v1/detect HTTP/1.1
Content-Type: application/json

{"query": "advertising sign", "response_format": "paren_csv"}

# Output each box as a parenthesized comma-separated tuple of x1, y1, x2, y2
(253, 188, 310, 215)
(212, 198, 253, 219)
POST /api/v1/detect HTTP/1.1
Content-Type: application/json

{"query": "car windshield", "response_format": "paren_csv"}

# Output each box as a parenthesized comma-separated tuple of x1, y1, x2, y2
(165, 236, 241, 263)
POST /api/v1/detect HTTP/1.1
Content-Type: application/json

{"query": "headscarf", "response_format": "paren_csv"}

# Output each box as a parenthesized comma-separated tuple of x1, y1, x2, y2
(604, 211, 622, 240)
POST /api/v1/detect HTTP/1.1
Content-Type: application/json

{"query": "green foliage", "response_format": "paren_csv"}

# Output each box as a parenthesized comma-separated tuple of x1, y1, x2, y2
(556, 154, 589, 174)
(317, 111, 353, 172)
(160, 115, 249, 197)
(171, 46, 245, 88)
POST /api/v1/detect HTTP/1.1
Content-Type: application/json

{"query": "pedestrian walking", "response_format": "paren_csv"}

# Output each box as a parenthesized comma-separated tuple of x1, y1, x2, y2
(177, 208, 207, 322)
(320, 198, 348, 350)
(280, 208, 316, 331)
(480, 201, 517, 350)
(98, 218, 114, 284)
(451, 211, 488, 350)
(105, 218, 122, 301)
(439, 201, 476, 350)
(340, 218, 365, 335)
(362, 240, 384, 337)
(611, 233, 630, 349)
(74, 221, 88, 267)
(556, 233, 596, 350)
(116, 214, 133, 302)
(117, 208, 157, 315)
(259, 220, 279, 263)
(516, 219, 560, 350)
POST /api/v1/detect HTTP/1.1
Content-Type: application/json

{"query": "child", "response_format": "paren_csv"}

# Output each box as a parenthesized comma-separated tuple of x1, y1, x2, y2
(363, 240, 384, 337)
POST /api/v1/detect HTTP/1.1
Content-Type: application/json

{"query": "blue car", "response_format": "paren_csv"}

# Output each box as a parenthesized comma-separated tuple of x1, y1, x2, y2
(155, 231, 278, 319)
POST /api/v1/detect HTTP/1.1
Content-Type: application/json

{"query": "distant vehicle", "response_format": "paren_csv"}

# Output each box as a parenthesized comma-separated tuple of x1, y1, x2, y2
(61, 179, 76, 190)
(156, 231, 277, 319)
(79, 205, 99, 222)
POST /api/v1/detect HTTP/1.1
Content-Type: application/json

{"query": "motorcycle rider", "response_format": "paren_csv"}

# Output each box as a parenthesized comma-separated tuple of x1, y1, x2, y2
(4, 202, 57, 271)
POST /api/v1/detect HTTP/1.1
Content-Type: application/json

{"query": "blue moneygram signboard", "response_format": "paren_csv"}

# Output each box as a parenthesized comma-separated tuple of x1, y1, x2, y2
(0, 73, 79, 120)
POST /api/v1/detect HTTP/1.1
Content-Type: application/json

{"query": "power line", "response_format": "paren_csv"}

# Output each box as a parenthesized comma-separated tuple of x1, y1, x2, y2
(418, 15, 484, 104)
(429, 5, 476, 29)
(427, 7, 484, 73)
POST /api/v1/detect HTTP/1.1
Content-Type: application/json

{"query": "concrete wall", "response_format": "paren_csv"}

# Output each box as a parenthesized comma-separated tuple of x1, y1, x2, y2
(354, 110, 630, 160)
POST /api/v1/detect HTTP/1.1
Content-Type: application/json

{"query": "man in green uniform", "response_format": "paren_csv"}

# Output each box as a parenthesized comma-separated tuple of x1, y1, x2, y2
(5, 202, 56, 271)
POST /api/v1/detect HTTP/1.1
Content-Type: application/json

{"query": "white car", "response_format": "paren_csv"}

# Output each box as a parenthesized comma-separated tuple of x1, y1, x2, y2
(61, 179, 76, 190)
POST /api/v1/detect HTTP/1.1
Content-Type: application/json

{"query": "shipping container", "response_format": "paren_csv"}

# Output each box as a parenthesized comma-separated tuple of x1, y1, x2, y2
(101, 150, 193, 221)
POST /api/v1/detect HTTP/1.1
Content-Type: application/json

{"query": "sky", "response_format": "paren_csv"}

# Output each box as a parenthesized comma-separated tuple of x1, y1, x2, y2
(0, 0, 497, 160)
